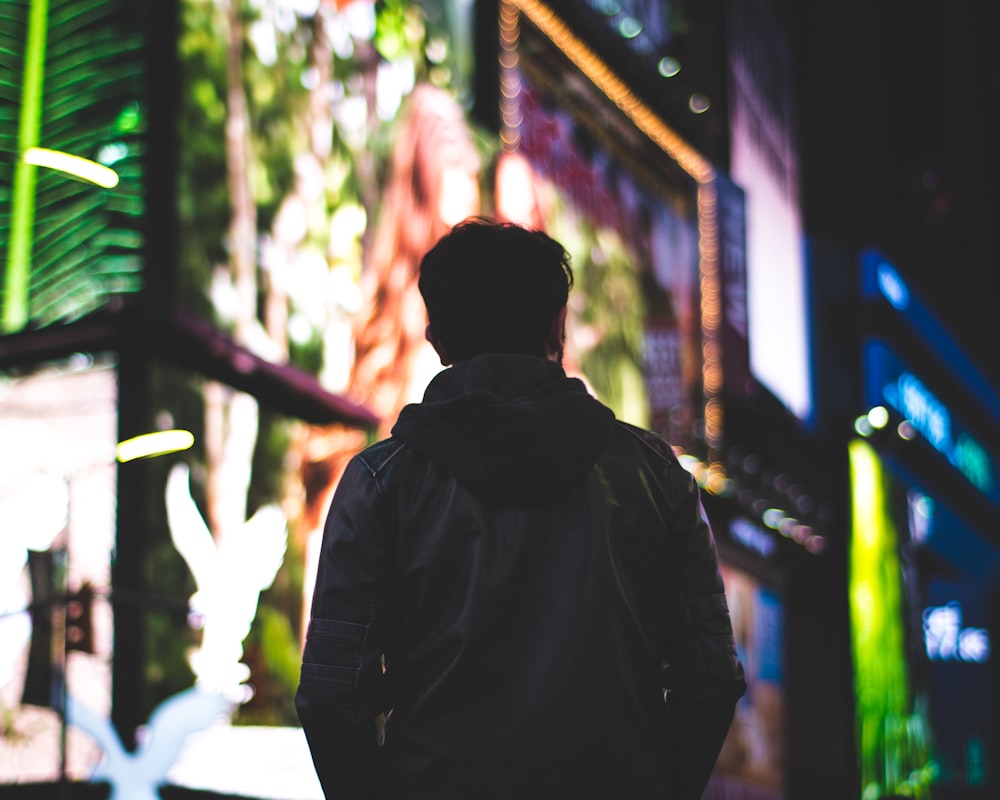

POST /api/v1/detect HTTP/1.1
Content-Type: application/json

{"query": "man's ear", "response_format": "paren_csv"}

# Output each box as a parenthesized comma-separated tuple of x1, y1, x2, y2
(546, 305, 568, 362)
(426, 324, 453, 366)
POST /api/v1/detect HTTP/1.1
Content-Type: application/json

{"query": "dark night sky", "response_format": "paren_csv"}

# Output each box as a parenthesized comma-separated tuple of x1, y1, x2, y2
(781, 0, 1000, 390)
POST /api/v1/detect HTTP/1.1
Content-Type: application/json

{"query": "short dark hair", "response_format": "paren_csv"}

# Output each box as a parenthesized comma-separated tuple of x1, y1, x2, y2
(418, 218, 574, 362)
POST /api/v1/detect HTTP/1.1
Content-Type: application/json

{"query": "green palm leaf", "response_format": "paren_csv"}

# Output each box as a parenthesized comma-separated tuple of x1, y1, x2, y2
(0, 0, 146, 334)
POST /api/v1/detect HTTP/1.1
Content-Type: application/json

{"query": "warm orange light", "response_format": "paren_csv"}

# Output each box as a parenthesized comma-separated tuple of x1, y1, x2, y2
(698, 183, 724, 453)
(507, 0, 714, 184)
(500, 0, 726, 455)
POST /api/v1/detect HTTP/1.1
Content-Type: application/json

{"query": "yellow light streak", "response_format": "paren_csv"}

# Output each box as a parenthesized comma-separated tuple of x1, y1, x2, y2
(116, 430, 195, 463)
(23, 147, 120, 188)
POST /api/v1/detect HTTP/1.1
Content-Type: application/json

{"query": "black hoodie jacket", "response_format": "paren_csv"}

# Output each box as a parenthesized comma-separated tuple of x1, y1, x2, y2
(296, 354, 745, 800)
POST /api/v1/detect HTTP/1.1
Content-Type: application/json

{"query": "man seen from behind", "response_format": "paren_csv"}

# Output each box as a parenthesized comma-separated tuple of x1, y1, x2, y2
(296, 218, 747, 799)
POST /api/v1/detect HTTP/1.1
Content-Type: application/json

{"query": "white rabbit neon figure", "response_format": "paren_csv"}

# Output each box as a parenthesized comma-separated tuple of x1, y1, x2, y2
(67, 462, 289, 798)
(165, 462, 288, 702)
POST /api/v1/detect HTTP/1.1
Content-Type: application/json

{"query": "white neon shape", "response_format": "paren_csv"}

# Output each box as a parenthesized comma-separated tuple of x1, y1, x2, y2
(165, 463, 287, 702)
(23, 147, 120, 188)
(959, 628, 990, 662)
(924, 603, 961, 660)
(923, 602, 991, 663)
(67, 687, 232, 800)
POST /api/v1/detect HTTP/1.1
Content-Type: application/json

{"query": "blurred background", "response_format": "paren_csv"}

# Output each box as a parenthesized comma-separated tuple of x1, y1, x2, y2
(785, 0, 1000, 382)
(1, 1, 996, 798)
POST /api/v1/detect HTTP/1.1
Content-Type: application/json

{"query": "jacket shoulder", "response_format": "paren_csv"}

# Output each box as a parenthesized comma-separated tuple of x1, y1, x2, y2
(354, 437, 409, 477)
(614, 421, 681, 466)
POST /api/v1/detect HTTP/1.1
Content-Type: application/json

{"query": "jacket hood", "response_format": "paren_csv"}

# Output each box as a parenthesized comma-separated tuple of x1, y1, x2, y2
(391, 354, 615, 506)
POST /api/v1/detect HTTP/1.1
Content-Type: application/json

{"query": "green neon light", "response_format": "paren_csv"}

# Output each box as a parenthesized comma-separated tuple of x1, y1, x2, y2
(3, 0, 49, 333)
(848, 439, 935, 799)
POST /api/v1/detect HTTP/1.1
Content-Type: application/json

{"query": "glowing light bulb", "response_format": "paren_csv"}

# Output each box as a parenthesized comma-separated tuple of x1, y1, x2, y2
(658, 56, 681, 78)
(867, 405, 890, 429)
(762, 508, 785, 529)
(618, 17, 642, 39)
(688, 93, 710, 114)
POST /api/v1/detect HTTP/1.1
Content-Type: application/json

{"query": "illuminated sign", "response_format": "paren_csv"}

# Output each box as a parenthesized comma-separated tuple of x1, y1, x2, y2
(861, 251, 1000, 422)
(728, 516, 777, 558)
(729, 0, 811, 424)
(923, 603, 991, 664)
(865, 340, 998, 502)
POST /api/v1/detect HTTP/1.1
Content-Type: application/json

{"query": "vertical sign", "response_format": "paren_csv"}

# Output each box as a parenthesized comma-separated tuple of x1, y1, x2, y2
(716, 172, 751, 396)
(727, 0, 810, 422)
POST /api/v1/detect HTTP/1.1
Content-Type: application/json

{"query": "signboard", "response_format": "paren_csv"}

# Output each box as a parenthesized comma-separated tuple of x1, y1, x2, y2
(512, 75, 703, 448)
(922, 579, 995, 790)
(727, 0, 810, 423)
(716, 173, 751, 396)
(864, 339, 999, 504)
(861, 250, 1000, 422)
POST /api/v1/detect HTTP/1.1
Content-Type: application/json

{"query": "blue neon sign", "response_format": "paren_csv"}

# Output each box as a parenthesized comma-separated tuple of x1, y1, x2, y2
(865, 340, 998, 501)
(861, 251, 1000, 422)
(923, 602, 991, 664)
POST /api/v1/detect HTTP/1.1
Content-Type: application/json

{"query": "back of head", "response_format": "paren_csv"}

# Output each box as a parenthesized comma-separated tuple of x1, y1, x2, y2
(418, 218, 573, 362)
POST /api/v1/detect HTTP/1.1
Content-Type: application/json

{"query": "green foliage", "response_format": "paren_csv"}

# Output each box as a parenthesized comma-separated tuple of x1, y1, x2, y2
(573, 225, 649, 427)
(171, 0, 486, 726)
(0, 0, 146, 332)
(237, 605, 301, 726)
(374, 0, 420, 63)
(249, 408, 295, 513)
(144, 535, 199, 712)
(177, 0, 240, 320)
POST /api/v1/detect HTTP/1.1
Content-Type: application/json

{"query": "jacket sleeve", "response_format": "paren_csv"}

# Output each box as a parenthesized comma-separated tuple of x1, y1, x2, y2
(661, 462, 747, 799)
(295, 454, 392, 800)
